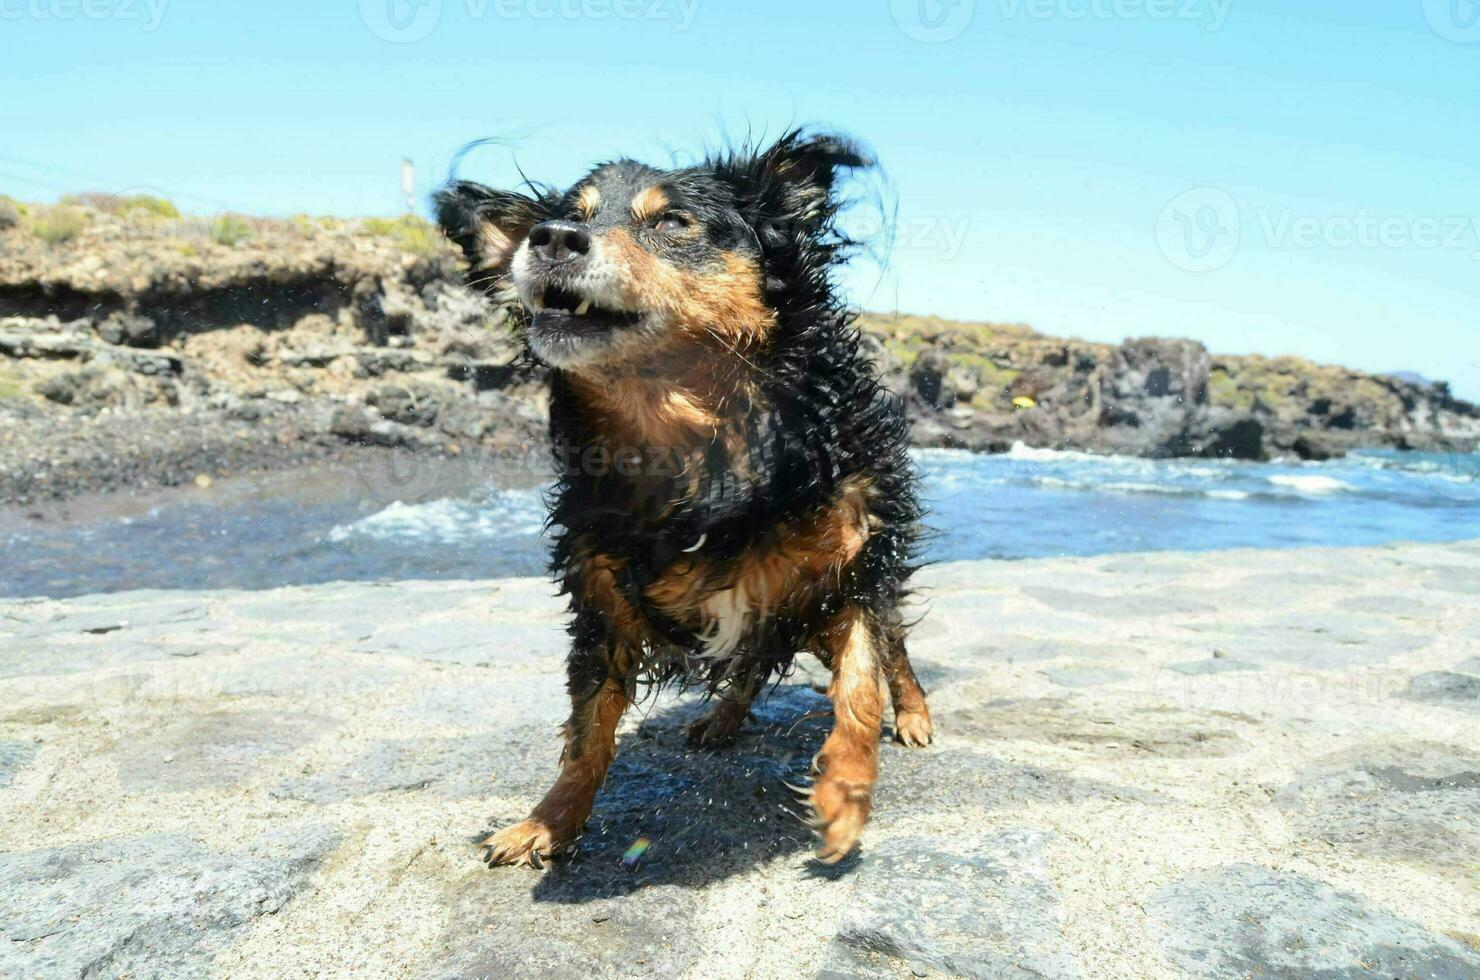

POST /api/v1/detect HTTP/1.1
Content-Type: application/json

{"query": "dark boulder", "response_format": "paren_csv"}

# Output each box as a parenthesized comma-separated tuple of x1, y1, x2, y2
(1096, 339, 1213, 457)
(96, 311, 158, 347)
(909, 351, 957, 410)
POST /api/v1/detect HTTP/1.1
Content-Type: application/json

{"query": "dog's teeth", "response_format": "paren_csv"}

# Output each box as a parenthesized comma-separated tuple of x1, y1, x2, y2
(574, 299, 592, 316)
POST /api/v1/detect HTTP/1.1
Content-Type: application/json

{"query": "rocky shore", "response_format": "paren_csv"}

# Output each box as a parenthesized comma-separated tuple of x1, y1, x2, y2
(3, 540, 1478, 977)
(3, 198, 1477, 504)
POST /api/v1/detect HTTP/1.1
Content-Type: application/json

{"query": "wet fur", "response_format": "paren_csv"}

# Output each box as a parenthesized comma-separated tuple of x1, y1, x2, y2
(436, 129, 929, 866)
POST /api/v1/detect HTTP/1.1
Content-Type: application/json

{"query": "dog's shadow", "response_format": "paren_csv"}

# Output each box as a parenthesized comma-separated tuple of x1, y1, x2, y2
(526, 684, 850, 903)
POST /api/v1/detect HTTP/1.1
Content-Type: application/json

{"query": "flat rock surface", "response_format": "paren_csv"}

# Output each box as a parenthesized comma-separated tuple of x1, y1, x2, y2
(2, 541, 1479, 978)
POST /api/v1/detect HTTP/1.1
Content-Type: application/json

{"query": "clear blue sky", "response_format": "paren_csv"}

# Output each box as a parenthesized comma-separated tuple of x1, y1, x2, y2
(3, 0, 1478, 397)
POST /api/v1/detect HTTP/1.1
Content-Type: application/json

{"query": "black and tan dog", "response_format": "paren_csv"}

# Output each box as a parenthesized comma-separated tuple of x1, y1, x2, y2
(435, 129, 931, 866)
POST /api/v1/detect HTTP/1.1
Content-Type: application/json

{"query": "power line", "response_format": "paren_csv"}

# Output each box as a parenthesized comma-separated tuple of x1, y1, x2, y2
(0, 153, 427, 217)
(0, 153, 251, 213)
(0, 168, 74, 193)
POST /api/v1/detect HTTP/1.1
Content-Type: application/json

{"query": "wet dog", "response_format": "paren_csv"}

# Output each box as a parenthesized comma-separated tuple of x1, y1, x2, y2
(435, 130, 930, 866)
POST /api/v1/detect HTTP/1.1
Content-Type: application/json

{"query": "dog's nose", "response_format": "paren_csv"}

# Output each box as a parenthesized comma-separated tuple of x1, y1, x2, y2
(527, 221, 591, 263)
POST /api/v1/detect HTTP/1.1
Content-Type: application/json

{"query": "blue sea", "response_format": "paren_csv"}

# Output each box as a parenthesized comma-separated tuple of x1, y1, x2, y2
(3, 445, 1476, 599)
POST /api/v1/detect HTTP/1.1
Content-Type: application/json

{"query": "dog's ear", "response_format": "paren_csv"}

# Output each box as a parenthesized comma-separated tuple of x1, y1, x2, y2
(726, 130, 872, 231)
(757, 130, 871, 201)
(434, 180, 547, 277)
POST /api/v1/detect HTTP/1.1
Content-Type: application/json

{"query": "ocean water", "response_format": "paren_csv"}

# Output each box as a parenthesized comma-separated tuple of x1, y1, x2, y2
(3, 446, 1476, 599)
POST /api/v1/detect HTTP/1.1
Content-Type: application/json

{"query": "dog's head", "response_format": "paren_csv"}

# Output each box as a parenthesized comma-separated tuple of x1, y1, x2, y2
(435, 131, 870, 373)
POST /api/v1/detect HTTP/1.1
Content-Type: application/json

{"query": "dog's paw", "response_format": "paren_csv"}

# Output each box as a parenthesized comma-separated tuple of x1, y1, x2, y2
(808, 775, 873, 865)
(893, 708, 934, 748)
(479, 818, 574, 869)
(686, 704, 746, 748)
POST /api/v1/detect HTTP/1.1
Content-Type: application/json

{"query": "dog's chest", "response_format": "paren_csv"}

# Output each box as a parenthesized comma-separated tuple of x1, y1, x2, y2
(694, 586, 754, 659)
(575, 476, 876, 657)
(641, 478, 876, 653)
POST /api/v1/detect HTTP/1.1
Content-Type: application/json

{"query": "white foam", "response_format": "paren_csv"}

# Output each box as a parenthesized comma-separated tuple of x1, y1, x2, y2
(1005, 441, 1099, 463)
(1100, 481, 1196, 497)
(1032, 476, 1253, 501)
(910, 447, 976, 463)
(1268, 475, 1352, 494)
(328, 490, 546, 545)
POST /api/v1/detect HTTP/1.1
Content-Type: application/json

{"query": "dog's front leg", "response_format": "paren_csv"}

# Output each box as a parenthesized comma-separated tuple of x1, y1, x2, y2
(809, 606, 885, 864)
(481, 644, 631, 868)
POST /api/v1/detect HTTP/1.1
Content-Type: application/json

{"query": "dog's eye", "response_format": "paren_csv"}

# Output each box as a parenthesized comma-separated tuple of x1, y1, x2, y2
(655, 215, 689, 234)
